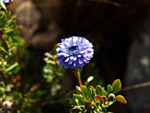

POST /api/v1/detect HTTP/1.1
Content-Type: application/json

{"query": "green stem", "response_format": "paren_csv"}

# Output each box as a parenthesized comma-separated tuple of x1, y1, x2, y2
(76, 68, 82, 86)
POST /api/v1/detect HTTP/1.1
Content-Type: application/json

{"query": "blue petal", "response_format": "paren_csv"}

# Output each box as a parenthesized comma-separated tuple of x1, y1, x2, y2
(57, 52, 69, 58)
(63, 63, 70, 69)
(64, 41, 70, 47)
(58, 57, 66, 66)
(72, 36, 78, 44)
(68, 59, 73, 65)
(82, 57, 89, 63)
(78, 58, 83, 64)
(76, 58, 84, 68)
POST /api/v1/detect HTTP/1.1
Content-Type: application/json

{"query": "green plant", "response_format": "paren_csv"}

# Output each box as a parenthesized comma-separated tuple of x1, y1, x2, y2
(43, 45, 65, 96)
(64, 79, 126, 113)
(56, 36, 127, 113)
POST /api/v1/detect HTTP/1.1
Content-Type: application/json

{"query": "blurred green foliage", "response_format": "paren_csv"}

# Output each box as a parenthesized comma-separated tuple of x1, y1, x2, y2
(0, 6, 66, 112)
(43, 46, 65, 96)
(0, 9, 25, 112)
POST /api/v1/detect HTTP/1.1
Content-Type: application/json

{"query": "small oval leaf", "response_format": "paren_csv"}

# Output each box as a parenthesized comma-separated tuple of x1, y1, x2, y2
(66, 90, 76, 98)
(96, 85, 103, 95)
(112, 79, 122, 93)
(107, 84, 113, 94)
(0, 87, 5, 95)
(74, 94, 85, 103)
(115, 95, 127, 104)
(88, 86, 93, 100)
(102, 88, 107, 97)
(80, 85, 88, 99)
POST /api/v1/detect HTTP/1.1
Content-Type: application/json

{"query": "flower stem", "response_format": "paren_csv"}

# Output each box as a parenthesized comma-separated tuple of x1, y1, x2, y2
(77, 68, 82, 86)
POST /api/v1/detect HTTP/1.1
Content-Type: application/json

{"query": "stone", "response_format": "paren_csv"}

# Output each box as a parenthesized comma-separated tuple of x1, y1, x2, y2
(125, 6, 150, 113)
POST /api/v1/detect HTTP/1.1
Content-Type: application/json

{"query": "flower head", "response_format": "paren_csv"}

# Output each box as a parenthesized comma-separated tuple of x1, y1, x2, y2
(2, 99, 14, 113)
(3, 101, 12, 108)
(108, 93, 115, 101)
(3, 0, 13, 3)
(56, 36, 94, 69)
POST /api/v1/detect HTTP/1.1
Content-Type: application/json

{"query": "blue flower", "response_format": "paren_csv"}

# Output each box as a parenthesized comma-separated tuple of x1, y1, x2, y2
(3, 0, 13, 3)
(56, 36, 94, 69)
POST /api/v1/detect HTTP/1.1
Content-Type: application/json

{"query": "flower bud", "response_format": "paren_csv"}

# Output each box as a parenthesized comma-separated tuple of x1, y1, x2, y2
(108, 93, 115, 101)
(2, 99, 14, 113)
(3, 100, 11, 108)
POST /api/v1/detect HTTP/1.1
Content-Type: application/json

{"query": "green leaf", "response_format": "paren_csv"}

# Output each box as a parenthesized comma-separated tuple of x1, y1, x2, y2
(74, 94, 85, 104)
(0, 0, 7, 10)
(76, 86, 81, 92)
(50, 84, 61, 96)
(66, 90, 76, 98)
(93, 110, 99, 113)
(112, 79, 122, 93)
(85, 101, 93, 109)
(108, 101, 114, 106)
(92, 89, 96, 100)
(17, 110, 21, 113)
(5, 62, 18, 72)
(63, 98, 72, 106)
(0, 87, 5, 95)
(102, 89, 107, 97)
(5, 84, 14, 92)
(96, 85, 103, 95)
(101, 96, 107, 101)
(88, 86, 94, 100)
(80, 85, 88, 99)
(115, 95, 127, 104)
(14, 92, 23, 100)
(107, 84, 113, 93)
(0, 82, 5, 87)
(70, 106, 82, 113)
